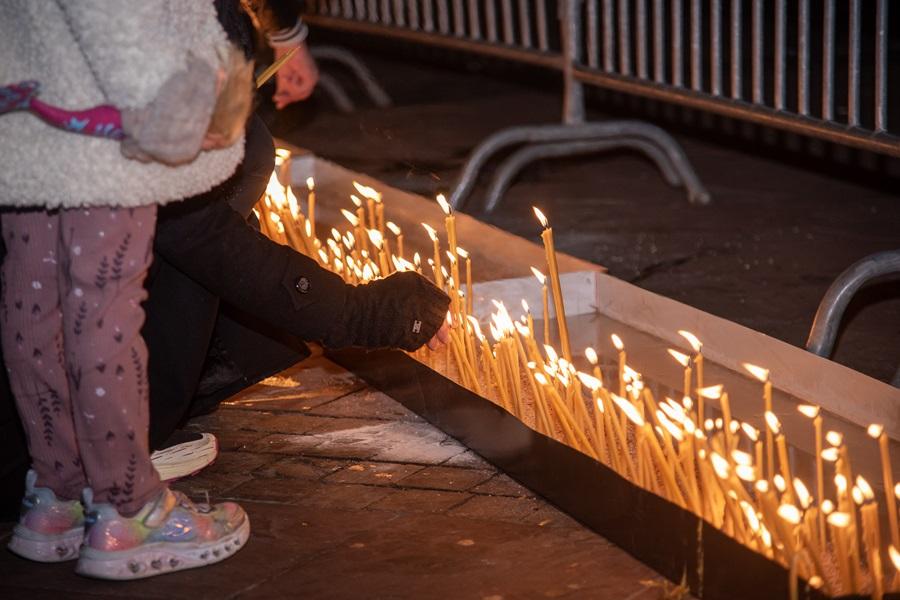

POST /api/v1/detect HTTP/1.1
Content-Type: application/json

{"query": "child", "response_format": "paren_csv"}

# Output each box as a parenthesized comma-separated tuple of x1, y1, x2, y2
(0, 0, 254, 579)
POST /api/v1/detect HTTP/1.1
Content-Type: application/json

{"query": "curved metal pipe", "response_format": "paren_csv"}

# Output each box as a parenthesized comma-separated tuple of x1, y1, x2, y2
(449, 121, 711, 211)
(311, 46, 393, 108)
(482, 137, 683, 213)
(806, 250, 900, 360)
(316, 73, 356, 113)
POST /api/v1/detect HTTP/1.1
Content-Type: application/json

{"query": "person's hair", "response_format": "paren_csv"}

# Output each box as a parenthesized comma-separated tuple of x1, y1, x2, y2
(207, 45, 254, 146)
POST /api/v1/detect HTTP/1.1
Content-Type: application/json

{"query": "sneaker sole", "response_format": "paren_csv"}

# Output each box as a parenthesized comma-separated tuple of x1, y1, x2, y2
(75, 515, 250, 580)
(152, 433, 219, 483)
(8, 524, 83, 562)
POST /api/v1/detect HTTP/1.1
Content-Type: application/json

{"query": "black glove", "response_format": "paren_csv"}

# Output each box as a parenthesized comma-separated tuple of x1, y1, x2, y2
(324, 272, 450, 351)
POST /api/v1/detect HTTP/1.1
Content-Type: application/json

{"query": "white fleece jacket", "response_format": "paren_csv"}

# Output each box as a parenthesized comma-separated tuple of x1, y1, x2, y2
(0, 0, 246, 209)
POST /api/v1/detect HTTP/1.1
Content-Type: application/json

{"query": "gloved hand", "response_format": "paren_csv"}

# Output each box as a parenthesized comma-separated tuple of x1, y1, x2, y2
(120, 55, 218, 165)
(324, 271, 450, 351)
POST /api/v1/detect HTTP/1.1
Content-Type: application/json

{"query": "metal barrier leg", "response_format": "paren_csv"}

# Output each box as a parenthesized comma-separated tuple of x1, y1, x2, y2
(449, 121, 712, 211)
(806, 250, 900, 386)
(311, 46, 393, 108)
(482, 138, 683, 213)
(317, 73, 356, 113)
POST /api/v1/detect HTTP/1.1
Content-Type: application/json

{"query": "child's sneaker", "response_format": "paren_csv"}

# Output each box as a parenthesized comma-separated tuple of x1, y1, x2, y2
(8, 470, 85, 562)
(75, 487, 249, 580)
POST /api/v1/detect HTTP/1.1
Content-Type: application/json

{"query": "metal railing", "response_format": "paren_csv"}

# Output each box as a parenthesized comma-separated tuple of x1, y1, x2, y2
(306, 0, 898, 157)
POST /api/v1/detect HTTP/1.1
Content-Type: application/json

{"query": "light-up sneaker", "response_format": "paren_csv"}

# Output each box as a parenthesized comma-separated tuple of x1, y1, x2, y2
(75, 487, 249, 580)
(8, 470, 85, 562)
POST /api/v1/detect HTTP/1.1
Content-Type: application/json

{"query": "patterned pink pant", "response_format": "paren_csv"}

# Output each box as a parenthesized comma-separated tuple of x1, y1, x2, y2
(1, 206, 162, 515)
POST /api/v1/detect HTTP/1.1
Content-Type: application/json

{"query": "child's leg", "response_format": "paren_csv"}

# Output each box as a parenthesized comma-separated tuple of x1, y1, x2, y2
(59, 206, 162, 516)
(1, 209, 86, 501)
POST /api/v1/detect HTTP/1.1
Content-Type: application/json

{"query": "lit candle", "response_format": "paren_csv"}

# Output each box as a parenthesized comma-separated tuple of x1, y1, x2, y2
(828, 511, 853, 594)
(530, 267, 550, 346)
(367, 229, 389, 276)
(678, 330, 703, 420)
(766, 411, 794, 503)
(387, 221, 404, 260)
(305, 176, 316, 240)
(533, 207, 571, 362)
(611, 334, 626, 398)
(744, 363, 774, 481)
(458, 247, 472, 316)
(868, 424, 899, 552)
(422, 223, 443, 288)
(797, 404, 826, 550)
(585, 346, 603, 387)
(667, 349, 692, 402)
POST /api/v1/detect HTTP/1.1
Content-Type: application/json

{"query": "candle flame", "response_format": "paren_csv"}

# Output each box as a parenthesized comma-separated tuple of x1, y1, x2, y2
(777, 504, 802, 525)
(611, 334, 624, 351)
(851, 486, 865, 505)
(697, 384, 723, 400)
(742, 362, 769, 382)
(764, 411, 781, 435)
(306, 176, 315, 191)
(773, 474, 786, 492)
(350, 194, 363, 208)
(530, 266, 546, 285)
(741, 422, 760, 442)
(457, 246, 469, 259)
(414, 253, 421, 267)
(667, 349, 690, 367)
(534, 372, 548, 386)
(274, 147, 291, 160)
(611, 394, 644, 427)
(797, 404, 820, 419)
(577, 372, 602, 392)
(367, 229, 384, 249)
(835, 474, 848, 495)
(317, 248, 328, 264)
(305, 219, 312, 238)
(677, 330, 702, 353)
(585, 347, 598, 365)
(820, 447, 839, 462)
(741, 501, 761, 532)
(710, 452, 730, 479)
(386, 221, 402, 236)
(466, 316, 485, 341)
(436, 193, 451, 215)
(755, 480, 770, 493)
(352, 181, 381, 201)
(794, 479, 812, 509)
(532, 207, 549, 228)
(867, 423, 885, 438)
(331, 228, 341, 241)
(341, 209, 359, 227)
(856, 476, 874, 501)
(657, 411, 683, 442)
(735, 465, 756, 482)
(890, 546, 900, 571)
(544, 345, 559, 363)
(825, 430, 843, 446)
(445, 250, 456, 265)
(731, 450, 753, 466)
(361, 263, 374, 280)
(421, 223, 438, 242)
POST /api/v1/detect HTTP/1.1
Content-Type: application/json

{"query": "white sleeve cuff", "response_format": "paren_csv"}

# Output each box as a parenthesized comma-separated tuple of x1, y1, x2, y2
(267, 18, 309, 48)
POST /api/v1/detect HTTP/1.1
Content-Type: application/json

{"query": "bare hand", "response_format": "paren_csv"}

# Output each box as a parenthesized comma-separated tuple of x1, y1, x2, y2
(273, 43, 318, 109)
(426, 322, 451, 351)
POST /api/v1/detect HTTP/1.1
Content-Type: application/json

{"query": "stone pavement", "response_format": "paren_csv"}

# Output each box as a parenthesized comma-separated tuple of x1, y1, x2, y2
(0, 349, 680, 599)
